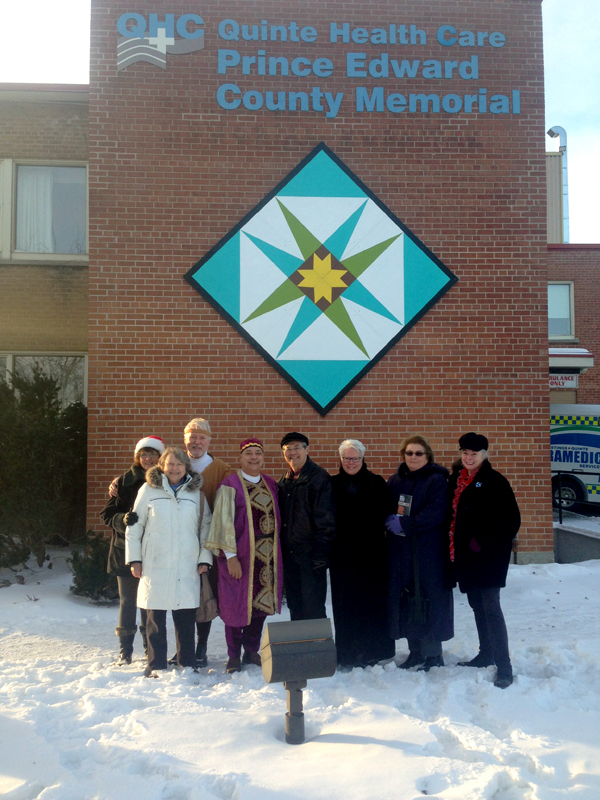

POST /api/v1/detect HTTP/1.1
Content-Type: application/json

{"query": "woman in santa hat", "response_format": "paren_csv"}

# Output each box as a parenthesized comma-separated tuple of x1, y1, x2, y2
(100, 435, 165, 665)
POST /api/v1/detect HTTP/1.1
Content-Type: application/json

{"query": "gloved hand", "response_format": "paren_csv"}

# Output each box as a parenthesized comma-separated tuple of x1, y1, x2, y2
(469, 537, 481, 552)
(385, 514, 404, 536)
(123, 511, 139, 527)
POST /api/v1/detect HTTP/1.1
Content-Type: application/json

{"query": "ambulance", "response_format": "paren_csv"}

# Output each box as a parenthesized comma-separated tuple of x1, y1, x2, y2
(550, 404, 600, 511)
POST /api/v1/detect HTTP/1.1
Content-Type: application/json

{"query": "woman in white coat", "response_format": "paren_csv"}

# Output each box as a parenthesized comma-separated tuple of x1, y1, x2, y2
(125, 447, 212, 677)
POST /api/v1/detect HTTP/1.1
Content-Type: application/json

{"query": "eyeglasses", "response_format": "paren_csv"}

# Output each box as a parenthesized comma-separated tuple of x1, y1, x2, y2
(341, 457, 362, 464)
(283, 445, 306, 454)
(405, 450, 426, 457)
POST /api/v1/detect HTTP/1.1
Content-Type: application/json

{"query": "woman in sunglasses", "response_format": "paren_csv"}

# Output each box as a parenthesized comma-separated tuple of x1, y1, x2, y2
(386, 435, 453, 671)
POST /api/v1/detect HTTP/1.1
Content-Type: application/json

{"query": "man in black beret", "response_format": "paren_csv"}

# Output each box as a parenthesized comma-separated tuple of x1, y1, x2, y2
(278, 432, 336, 620)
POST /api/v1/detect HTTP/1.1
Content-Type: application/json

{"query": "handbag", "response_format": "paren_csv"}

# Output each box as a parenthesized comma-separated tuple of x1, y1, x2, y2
(195, 492, 219, 622)
(196, 571, 219, 622)
(399, 534, 430, 625)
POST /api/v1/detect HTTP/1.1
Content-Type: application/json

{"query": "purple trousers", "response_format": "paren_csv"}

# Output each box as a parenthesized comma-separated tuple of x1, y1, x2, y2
(225, 611, 267, 659)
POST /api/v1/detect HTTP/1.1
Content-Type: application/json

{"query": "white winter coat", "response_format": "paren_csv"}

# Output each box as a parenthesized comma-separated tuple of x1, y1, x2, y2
(125, 467, 213, 610)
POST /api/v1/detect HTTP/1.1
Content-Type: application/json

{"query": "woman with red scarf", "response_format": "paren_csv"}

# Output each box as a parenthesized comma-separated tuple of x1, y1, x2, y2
(448, 432, 520, 689)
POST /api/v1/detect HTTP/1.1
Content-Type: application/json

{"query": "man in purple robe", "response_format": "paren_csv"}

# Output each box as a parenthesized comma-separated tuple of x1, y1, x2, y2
(206, 438, 283, 674)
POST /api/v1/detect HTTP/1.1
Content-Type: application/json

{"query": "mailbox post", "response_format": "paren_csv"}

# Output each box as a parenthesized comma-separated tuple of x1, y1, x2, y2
(283, 679, 307, 744)
(260, 618, 337, 745)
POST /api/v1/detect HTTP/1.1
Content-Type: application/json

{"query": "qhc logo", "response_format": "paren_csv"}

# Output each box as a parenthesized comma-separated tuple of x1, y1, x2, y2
(117, 13, 204, 72)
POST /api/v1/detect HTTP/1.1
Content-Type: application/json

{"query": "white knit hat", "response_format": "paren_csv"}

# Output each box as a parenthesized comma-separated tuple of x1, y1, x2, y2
(134, 436, 165, 455)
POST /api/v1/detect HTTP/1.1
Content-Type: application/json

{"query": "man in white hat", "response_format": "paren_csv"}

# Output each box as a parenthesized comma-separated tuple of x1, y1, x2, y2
(181, 418, 234, 666)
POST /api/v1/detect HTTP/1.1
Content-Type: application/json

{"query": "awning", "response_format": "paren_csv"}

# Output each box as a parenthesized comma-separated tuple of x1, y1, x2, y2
(549, 347, 594, 373)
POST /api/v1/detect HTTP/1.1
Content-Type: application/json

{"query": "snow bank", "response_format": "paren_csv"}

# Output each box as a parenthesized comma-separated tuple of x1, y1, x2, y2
(1, 550, 600, 799)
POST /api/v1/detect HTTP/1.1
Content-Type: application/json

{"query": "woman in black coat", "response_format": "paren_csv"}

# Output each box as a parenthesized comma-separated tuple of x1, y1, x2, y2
(330, 439, 396, 668)
(448, 432, 520, 689)
(100, 435, 165, 664)
(386, 434, 453, 671)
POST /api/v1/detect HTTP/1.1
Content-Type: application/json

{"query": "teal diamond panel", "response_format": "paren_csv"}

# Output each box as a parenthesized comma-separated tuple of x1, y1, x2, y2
(185, 143, 457, 415)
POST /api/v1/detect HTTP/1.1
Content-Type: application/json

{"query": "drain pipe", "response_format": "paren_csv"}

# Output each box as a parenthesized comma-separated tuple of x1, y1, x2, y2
(547, 126, 570, 243)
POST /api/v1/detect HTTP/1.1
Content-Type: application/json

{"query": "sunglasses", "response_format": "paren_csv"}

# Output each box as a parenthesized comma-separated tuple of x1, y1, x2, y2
(405, 450, 426, 457)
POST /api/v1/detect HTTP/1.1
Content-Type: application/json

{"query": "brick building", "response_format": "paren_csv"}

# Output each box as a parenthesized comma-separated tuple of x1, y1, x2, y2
(3, 0, 573, 563)
(0, 84, 89, 405)
(547, 245, 600, 404)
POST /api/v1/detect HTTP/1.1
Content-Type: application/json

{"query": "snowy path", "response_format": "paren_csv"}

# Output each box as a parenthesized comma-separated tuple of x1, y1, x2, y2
(1, 551, 600, 799)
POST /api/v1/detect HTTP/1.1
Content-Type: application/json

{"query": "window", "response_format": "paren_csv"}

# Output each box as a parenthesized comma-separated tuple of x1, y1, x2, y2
(548, 282, 574, 338)
(0, 159, 88, 261)
(15, 165, 87, 254)
(1, 354, 87, 407)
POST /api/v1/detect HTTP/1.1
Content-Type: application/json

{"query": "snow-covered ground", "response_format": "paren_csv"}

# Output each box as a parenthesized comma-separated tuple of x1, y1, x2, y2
(2, 548, 600, 800)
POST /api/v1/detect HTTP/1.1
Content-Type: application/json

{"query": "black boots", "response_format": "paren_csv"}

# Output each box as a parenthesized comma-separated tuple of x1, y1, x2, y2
(418, 655, 445, 672)
(457, 653, 495, 668)
(398, 651, 425, 669)
(195, 620, 211, 668)
(195, 641, 208, 668)
(116, 627, 136, 665)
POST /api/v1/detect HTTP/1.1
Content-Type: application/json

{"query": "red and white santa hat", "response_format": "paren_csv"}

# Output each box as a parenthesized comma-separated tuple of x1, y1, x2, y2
(134, 436, 165, 455)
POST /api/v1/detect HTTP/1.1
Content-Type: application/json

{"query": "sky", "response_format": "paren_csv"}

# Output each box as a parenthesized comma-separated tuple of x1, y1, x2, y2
(0, 0, 598, 242)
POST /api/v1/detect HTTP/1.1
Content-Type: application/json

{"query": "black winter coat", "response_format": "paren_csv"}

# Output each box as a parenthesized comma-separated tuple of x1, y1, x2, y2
(448, 459, 520, 593)
(330, 464, 396, 665)
(387, 462, 454, 642)
(100, 465, 146, 577)
(278, 456, 336, 563)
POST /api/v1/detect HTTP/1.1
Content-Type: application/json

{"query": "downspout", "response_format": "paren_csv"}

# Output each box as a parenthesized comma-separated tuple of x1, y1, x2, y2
(547, 125, 570, 243)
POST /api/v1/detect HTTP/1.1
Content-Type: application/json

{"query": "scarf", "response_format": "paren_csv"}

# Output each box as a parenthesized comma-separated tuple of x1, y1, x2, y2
(449, 467, 479, 561)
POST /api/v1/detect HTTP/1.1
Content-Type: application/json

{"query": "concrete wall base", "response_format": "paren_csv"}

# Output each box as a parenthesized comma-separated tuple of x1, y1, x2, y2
(515, 551, 555, 565)
(554, 526, 600, 564)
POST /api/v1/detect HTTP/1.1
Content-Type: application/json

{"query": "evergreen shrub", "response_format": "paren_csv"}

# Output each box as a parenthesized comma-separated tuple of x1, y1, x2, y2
(0, 369, 87, 566)
(68, 530, 118, 601)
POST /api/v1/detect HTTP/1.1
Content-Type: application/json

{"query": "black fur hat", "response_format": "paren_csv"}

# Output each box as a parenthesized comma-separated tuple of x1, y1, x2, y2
(458, 432, 488, 451)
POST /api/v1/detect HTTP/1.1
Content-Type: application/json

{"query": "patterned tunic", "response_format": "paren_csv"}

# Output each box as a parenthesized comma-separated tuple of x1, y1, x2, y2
(206, 471, 283, 627)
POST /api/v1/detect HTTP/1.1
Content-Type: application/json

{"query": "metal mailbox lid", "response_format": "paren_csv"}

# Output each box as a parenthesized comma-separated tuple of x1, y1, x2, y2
(263, 638, 335, 658)
(260, 618, 333, 649)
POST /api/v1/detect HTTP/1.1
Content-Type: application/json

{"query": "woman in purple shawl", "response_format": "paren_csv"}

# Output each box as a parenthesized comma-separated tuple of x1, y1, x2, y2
(206, 438, 283, 674)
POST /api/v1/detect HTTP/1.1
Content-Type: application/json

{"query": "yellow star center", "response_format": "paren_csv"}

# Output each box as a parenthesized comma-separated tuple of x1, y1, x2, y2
(297, 253, 348, 304)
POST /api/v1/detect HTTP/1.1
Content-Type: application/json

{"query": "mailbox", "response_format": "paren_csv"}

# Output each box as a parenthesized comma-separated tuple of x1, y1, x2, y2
(261, 618, 337, 683)
(260, 618, 337, 744)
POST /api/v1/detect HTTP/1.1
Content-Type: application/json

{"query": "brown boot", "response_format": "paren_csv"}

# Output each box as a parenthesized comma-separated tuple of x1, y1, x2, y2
(226, 657, 241, 673)
(242, 650, 262, 667)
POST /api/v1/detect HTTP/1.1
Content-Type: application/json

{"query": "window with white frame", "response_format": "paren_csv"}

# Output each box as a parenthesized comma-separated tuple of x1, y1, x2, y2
(0, 159, 88, 260)
(1, 354, 87, 407)
(15, 165, 87, 254)
(548, 282, 574, 338)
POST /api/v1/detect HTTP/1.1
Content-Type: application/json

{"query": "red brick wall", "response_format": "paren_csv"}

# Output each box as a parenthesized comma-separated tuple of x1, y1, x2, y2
(0, 98, 88, 160)
(548, 244, 600, 404)
(88, 0, 552, 556)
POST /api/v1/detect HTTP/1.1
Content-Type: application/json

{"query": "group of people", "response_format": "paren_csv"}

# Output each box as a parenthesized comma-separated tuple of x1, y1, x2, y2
(100, 420, 520, 689)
